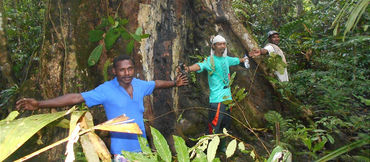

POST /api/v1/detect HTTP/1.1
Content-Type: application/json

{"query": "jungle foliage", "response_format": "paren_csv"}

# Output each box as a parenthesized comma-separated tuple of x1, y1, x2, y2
(233, 0, 369, 161)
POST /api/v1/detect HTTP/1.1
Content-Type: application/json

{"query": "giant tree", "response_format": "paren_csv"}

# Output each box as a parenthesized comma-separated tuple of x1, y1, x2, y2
(8, 0, 288, 160)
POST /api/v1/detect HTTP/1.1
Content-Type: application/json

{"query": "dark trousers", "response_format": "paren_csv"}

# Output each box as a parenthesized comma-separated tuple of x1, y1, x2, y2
(208, 102, 231, 134)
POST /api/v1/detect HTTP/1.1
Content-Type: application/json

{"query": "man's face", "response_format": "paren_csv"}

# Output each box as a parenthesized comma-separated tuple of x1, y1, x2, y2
(113, 60, 135, 85)
(269, 34, 280, 45)
(212, 42, 226, 56)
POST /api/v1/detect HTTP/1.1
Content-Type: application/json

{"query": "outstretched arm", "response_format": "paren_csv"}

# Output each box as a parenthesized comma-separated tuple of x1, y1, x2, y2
(16, 93, 84, 110)
(184, 64, 200, 73)
(155, 73, 189, 89)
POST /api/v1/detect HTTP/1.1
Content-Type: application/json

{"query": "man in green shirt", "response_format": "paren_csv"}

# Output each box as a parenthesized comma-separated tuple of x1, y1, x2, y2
(184, 35, 249, 134)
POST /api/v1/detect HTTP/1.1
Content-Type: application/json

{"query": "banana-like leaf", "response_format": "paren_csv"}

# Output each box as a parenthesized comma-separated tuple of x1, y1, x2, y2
(94, 114, 142, 134)
(69, 111, 87, 135)
(151, 126, 172, 162)
(80, 134, 100, 162)
(0, 108, 75, 161)
(83, 132, 111, 162)
(80, 112, 111, 161)
(0, 111, 19, 122)
(173, 135, 190, 162)
(207, 135, 220, 162)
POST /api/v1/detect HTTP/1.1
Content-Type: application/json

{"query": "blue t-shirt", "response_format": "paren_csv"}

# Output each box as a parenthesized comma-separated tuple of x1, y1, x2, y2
(81, 77, 155, 154)
(196, 56, 240, 103)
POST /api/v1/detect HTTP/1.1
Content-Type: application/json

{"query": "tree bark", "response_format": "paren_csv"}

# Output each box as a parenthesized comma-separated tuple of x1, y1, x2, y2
(0, 1, 15, 88)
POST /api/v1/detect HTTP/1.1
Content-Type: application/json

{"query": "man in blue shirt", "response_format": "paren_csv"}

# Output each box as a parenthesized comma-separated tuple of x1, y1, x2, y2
(183, 35, 251, 134)
(16, 55, 188, 156)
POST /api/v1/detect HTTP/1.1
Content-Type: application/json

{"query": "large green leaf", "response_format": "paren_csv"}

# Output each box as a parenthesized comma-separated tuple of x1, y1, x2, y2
(150, 126, 172, 162)
(138, 136, 152, 155)
(173, 135, 190, 162)
(207, 135, 220, 162)
(0, 109, 75, 161)
(104, 28, 120, 50)
(88, 30, 104, 42)
(88, 44, 103, 66)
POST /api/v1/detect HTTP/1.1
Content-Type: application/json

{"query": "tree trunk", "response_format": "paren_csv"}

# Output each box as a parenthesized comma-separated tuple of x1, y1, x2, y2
(0, 1, 15, 88)
(13, 0, 284, 159)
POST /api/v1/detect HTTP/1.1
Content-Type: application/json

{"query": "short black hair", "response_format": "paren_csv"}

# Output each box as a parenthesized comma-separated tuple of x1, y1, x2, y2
(113, 55, 134, 68)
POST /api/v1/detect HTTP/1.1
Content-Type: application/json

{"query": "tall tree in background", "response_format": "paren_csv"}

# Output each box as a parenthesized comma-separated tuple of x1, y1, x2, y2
(0, 0, 14, 87)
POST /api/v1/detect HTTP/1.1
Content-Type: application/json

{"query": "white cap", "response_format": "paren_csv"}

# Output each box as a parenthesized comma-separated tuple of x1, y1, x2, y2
(267, 31, 279, 38)
(211, 35, 227, 57)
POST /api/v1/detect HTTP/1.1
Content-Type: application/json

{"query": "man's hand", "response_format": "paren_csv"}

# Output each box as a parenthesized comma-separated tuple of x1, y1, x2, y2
(175, 73, 189, 87)
(16, 98, 39, 111)
(249, 48, 261, 58)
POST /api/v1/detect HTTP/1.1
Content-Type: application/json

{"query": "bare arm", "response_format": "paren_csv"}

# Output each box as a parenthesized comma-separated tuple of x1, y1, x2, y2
(185, 64, 200, 72)
(155, 73, 188, 89)
(16, 93, 84, 110)
(260, 48, 269, 55)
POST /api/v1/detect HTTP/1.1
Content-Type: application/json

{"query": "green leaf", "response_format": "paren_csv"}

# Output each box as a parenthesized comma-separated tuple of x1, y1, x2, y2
(192, 149, 207, 162)
(131, 33, 141, 42)
(126, 40, 135, 54)
(120, 18, 129, 26)
(105, 28, 121, 50)
(226, 139, 237, 158)
(121, 151, 153, 162)
(313, 137, 327, 153)
(150, 126, 171, 162)
(121, 30, 130, 40)
(54, 118, 70, 128)
(2, 111, 19, 122)
(173, 135, 190, 162)
(250, 150, 256, 159)
(238, 142, 245, 151)
(88, 44, 103, 66)
(97, 18, 109, 29)
(0, 109, 75, 161)
(326, 134, 335, 144)
(141, 34, 150, 39)
(88, 30, 104, 42)
(108, 16, 114, 25)
(207, 135, 220, 162)
(135, 27, 143, 35)
(138, 135, 152, 155)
